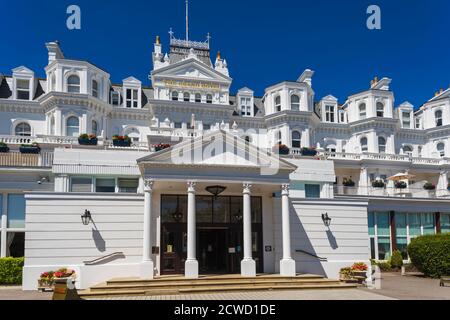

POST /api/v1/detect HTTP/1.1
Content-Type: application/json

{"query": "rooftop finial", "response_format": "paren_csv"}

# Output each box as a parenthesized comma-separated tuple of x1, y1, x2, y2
(217, 51, 221, 60)
(156, 35, 161, 45)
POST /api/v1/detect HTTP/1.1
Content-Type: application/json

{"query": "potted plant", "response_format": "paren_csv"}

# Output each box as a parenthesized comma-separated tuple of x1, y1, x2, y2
(112, 135, 131, 147)
(78, 134, 98, 146)
(423, 182, 436, 191)
(153, 143, 171, 152)
(351, 262, 368, 284)
(300, 147, 318, 157)
(38, 271, 55, 290)
(343, 178, 356, 187)
(339, 267, 358, 283)
(272, 143, 290, 155)
(372, 180, 385, 188)
(395, 181, 408, 189)
(19, 142, 40, 154)
(0, 142, 9, 153)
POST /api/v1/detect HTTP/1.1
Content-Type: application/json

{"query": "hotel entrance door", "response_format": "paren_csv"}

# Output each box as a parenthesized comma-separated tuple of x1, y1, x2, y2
(160, 195, 263, 275)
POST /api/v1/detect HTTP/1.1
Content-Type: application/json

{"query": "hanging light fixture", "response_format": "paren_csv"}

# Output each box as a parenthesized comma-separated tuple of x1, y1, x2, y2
(322, 212, 332, 227)
(81, 210, 92, 226)
(234, 209, 243, 222)
(172, 208, 183, 222)
(205, 185, 227, 198)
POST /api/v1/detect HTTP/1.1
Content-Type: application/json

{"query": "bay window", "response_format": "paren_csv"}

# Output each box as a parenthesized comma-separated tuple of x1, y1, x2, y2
(66, 116, 80, 137)
(67, 75, 80, 93)
(291, 95, 300, 111)
(92, 80, 98, 98)
(95, 178, 116, 193)
(435, 110, 443, 127)
(15, 122, 31, 137)
(359, 103, 367, 119)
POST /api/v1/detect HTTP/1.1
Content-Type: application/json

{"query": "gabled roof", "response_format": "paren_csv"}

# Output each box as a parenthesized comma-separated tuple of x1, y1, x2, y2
(138, 130, 297, 173)
(152, 57, 232, 83)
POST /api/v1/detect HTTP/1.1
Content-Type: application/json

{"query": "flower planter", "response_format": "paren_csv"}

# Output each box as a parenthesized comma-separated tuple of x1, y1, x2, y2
(113, 140, 131, 147)
(78, 138, 98, 146)
(301, 149, 318, 157)
(351, 271, 367, 284)
(0, 146, 9, 153)
(278, 149, 290, 155)
(19, 146, 40, 154)
(155, 146, 170, 152)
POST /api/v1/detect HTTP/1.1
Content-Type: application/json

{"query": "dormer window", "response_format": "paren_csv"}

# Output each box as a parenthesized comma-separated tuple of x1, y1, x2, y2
(376, 102, 384, 117)
(402, 111, 411, 128)
(92, 80, 98, 98)
(359, 103, 367, 119)
(291, 95, 300, 111)
(183, 92, 190, 102)
(67, 75, 81, 93)
(126, 89, 138, 108)
(195, 93, 201, 103)
(172, 91, 179, 101)
(240, 97, 252, 116)
(206, 94, 213, 104)
(435, 110, 443, 127)
(16, 79, 30, 100)
(111, 91, 120, 106)
(275, 96, 281, 112)
(325, 105, 335, 122)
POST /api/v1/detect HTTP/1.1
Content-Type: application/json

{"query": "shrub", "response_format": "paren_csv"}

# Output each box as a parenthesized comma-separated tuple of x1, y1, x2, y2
(343, 178, 356, 187)
(423, 182, 436, 191)
(372, 260, 392, 272)
(407, 233, 450, 278)
(395, 181, 408, 189)
(0, 257, 24, 285)
(390, 250, 404, 269)
(372, 180, 385, 188)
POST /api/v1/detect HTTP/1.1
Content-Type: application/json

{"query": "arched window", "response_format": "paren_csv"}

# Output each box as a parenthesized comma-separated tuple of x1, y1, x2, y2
(92, 80, 98, 98)
(376, 102, 384, 117)
(435, 110, 443, 127)
(437, 142, 445, 158)
(195, 93, 201, 103)
(183, 92, 190, 102)
(275, 130, 282, 145)
(275, 96, 281, 112)
(66, 116, 80, 137)
(171, 91, 179, 101)
(15, 122, 31, 137)
(291, 131, 301, 148)
(92, 120, 98, 136)
(403, 145, 413, 156)
(359, 103, 367, 119)
(206, 94, 213, 104)
(326, 144, 337, 153)
(243, 135, 252, 143)
(291, 95, 300, 111)
(360, 137, 368, 153)
(51, 74, 56, 91)
(378, 137, 386, 153)
(67, 75, 80, 93)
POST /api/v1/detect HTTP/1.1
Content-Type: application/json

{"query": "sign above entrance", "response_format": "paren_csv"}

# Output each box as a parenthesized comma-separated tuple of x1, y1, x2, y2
(163, 79, 220, 90)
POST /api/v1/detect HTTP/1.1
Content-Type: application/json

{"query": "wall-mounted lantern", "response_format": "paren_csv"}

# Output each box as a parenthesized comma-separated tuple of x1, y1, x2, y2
(81, 210, 93, 226)
(322, 212, 332, 227)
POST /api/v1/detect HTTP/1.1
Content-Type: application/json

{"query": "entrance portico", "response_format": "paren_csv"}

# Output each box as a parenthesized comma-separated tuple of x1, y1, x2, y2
(137, 130, 298, 278)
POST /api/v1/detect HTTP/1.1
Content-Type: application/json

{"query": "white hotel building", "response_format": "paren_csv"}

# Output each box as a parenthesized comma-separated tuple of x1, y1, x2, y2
(0, 33, 449, 290)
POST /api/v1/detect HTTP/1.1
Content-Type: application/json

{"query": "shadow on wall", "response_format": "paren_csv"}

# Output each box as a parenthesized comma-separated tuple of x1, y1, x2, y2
(326, 229, 338, 250)
(92, 228, 106, 252)
(289, 202, 327, 277)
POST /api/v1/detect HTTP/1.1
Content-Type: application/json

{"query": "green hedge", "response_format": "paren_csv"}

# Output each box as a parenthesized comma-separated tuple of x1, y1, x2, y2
(407, 233, 450, 278)
(0, 257, 24, 285)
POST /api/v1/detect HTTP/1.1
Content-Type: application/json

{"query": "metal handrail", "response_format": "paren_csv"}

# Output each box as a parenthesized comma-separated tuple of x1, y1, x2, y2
(295, 249, 328, 262)
(83, 252, 125, 266)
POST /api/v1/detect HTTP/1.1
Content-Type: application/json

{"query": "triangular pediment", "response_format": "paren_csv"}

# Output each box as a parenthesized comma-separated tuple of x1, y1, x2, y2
(123, 76, 142, 84)
(138, 130, 296, 172)
(152, 58, 232, 83)
(12, 66, 34, 75)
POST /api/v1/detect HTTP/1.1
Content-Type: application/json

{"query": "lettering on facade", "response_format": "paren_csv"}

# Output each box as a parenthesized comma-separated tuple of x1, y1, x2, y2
(163, 79, 220, 90)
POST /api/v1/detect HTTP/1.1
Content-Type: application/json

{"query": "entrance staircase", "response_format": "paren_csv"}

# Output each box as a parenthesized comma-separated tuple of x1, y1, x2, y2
(79, 274, 357, 299)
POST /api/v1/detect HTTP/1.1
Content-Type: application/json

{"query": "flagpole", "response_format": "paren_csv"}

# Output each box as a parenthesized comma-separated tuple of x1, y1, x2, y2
(186, 0, 189, 44)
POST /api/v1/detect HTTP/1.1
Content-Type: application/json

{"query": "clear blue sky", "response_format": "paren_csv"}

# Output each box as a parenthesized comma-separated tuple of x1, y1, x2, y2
(1, 0, 449, 107)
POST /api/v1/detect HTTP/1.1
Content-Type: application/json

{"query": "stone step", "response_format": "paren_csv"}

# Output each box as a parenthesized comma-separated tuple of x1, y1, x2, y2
(90, 278, 341, 292)
(80, 282, 357, 299)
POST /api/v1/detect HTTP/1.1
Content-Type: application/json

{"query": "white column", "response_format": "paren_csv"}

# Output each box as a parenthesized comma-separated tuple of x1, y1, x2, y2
(241, 183, 256, 277)
(280, 184, 296, 276)
(437, 170, 449, 197)
(358, 166, 369, 195)
(185, 181, 199, 278)
(140, 179, 154, 279)
(1, 194, 7, 258)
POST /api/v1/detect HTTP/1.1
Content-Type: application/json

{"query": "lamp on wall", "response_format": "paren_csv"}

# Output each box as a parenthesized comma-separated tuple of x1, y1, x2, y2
(234, 209, 243, 222)
(81, 210, 93, 226)
(172, 209, 183, 222)
(322, 212, 332, 227)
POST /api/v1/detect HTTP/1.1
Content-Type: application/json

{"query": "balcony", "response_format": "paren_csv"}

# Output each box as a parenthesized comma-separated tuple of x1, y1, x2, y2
(334, 185, 450, 199)
(0, 151, 54, 168)
(325, 152, 448, 166)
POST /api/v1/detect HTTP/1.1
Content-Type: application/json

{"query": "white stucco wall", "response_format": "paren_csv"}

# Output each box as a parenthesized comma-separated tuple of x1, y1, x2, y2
(274, 198, 370, 280)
